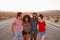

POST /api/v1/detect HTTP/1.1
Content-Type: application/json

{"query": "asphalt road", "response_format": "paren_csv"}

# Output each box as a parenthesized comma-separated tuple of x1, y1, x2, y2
(0, 18, 60, 40)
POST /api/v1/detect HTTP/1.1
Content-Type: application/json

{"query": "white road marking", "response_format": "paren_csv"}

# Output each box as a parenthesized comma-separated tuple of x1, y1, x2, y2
(0, 18, 15, 28)
(47, 23, 60, 31)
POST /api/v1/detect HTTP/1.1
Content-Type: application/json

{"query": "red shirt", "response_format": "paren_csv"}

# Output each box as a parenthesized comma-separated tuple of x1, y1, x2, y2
(38, 21, 46, 32)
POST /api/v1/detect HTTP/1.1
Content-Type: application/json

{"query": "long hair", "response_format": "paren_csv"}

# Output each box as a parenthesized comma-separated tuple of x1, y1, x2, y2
(23, 15, 31, 23)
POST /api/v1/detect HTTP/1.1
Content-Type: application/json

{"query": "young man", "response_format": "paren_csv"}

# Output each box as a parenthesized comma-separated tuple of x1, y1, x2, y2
(30, 12, 38, 40)
(12, 12, 23, 40)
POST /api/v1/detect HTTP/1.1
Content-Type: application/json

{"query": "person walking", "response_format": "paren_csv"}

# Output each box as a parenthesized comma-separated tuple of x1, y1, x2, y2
(22, 15, 31, 40)
(12, 12, 23, 40)
(30, 12, 38, 40)
(37, 14, 47, 40)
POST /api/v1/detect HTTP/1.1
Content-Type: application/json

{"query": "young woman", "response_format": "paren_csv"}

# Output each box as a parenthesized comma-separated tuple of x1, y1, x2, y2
(12, 12, 23, 40)
(37, 14, 47, 40)
(22, 15, 31, 40)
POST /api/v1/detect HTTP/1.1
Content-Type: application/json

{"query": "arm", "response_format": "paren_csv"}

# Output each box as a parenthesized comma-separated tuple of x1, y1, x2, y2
(44, 21, 48, 30)
(45, 23, 48, 31)
(12, 21, 15, 36)
(37, 24, 39, 31)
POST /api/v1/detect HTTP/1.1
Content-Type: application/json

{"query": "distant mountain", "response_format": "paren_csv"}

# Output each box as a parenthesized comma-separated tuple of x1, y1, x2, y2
(0, 10, 60, 16)
(38, 10, 60, 16)
(42, 10, 60, 13)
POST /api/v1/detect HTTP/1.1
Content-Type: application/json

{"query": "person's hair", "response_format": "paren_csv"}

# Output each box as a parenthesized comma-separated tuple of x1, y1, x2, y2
(32, 12, 37, 15)
(17, 12, 22, 18)
(38, 14, 43, 19)
(23, 15, 31, 23)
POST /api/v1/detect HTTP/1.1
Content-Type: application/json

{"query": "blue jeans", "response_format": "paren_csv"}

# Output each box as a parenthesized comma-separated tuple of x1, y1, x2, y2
(37, 31, 46, 37)
(13, 31, 23, 40)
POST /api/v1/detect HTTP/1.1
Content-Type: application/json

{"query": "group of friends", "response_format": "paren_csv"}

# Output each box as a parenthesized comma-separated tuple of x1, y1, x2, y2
(12, 12, 47, 40)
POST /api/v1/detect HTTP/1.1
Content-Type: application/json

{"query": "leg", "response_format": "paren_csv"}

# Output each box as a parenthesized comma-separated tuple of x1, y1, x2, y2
(40, 36, 46, 40)
(40, 32, 46, 40)
(23, 32, 30, 40)
(30, 31, 33, 40)
(25, 34, 28, 40)
(24, 35, 26, 40)
(19, 32, 23, 40)
(34, 32, 37, 40)
(26, 33, 30, 40)
(37, 32, 41, 40)
(22, 30, 27, 40)
(37, 36, 39, 40)
(13, 31, 19, 40)
(37, 36, 42, 40)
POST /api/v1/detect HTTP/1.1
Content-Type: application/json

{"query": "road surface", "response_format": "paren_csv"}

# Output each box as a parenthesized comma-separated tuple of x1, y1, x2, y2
(0, 18, 60, 40)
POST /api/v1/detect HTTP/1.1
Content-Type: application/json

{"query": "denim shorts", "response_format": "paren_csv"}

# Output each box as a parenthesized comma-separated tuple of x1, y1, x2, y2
(37, 31, 46, 36)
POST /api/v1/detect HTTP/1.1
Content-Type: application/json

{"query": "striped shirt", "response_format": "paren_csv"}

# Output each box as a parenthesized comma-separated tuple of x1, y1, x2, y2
(22, 22, 31, 32)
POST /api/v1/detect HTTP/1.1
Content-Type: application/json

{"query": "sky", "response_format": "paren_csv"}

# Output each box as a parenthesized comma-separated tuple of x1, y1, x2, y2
(0, 0, 60, 12)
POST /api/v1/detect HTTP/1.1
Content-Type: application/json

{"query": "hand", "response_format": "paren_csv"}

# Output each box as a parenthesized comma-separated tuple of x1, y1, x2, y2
(12, 32, 15, 37)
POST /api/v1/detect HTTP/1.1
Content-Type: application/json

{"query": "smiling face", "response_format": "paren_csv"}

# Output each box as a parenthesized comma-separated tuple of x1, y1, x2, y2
(38, 14, 43, 21)
(32, 13, 37, 19)
(18, 15, 22, 19)
(25, 17, 29, 22)
(17, 13, 23, 20)
(17, 12, 23, 20)
(38, 17, 41, 21)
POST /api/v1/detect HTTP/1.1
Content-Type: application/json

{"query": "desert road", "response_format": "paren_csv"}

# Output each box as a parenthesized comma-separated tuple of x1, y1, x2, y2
(0, 18, 60, 40)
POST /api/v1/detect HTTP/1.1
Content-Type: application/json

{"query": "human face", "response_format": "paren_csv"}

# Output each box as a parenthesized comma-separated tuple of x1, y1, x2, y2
(25, 18, 29, 22)
(18, 14, 23, 20)
(38, 17, 41, 21)
(32, 14, 37, 19)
